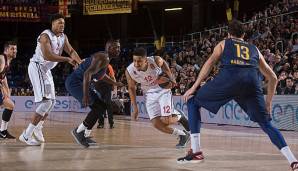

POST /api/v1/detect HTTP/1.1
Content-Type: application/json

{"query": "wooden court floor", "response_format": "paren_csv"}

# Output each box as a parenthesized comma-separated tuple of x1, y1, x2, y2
(0, 112, 297, 171)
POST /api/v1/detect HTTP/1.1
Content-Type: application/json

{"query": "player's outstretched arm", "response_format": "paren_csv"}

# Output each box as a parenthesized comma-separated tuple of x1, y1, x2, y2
(63, 35, 82, 64)
(39, 34, 74, 65)
(125, 70, 138, 121)
(183, 40, 224, 102)
(258, 50, 278, 113)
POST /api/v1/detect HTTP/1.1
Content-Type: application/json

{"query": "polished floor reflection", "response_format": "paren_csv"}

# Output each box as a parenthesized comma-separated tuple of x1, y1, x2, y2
(0, 112, 297, 171)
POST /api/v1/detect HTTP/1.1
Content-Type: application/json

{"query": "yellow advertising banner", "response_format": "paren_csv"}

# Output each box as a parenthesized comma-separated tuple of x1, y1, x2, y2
(83, 0, 132, 15)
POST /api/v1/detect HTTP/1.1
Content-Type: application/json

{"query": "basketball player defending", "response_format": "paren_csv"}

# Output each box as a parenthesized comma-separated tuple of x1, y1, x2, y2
(0, 41, 17, 140)
(19, 14, 80, 145)
(126, 47, 190, 148)
(66, 39, 123, 148)
(177, 20, 298, 171)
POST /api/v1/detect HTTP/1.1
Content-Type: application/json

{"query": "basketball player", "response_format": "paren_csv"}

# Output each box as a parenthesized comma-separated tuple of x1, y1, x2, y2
(177, 20, 298, 171)
(19, 14, 81, 145)
(65, 39, 123, 148)
(126, 47, 190, 148)
(0, 41, 17, 140)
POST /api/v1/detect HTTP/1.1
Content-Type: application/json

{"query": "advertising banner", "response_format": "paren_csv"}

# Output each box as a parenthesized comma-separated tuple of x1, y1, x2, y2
(83, 0, 132, 15)
(134, 95, 298, 131)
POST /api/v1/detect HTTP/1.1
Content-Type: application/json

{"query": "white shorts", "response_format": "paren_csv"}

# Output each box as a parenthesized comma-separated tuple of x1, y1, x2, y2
(28, 62, 55, 102)
(144, 88, 173, 120)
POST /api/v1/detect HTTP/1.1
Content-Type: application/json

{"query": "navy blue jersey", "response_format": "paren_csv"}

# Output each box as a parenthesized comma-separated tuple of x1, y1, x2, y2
(192, 38, 271, 122)
(73, 55, 107, 81)
(220, 38, 259, 68)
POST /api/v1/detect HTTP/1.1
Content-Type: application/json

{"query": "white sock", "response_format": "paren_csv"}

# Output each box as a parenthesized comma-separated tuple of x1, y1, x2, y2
(37, 121, 44, 129)
(172, 128, 186, 136)
(0, 120, 8, 131)
(281, 146, 297, 164)
(84, 129, 91, 137)
(25, 123, 36, 138)
(191, 133, 201, 153)
(77, 123, 87, 133)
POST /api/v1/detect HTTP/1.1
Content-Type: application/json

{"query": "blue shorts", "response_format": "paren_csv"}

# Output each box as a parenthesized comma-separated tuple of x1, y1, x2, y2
(65, 73, 102, 107)
(193, 67, 271, 122)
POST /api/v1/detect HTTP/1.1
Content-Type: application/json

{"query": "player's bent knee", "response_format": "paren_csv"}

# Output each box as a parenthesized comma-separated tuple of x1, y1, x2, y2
(36, 100, 53, 116)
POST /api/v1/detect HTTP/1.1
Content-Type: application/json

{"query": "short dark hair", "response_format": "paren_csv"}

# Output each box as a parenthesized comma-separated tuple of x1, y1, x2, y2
(133, 47, 147, 57)
(50, 13, 65, 23)
(228, 20, 245, 38)
(105, 39, 120, 50)
(4, 40, 17, 51)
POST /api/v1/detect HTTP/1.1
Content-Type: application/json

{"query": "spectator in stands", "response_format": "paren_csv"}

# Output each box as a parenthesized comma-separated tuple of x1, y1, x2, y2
(17, 88, 26, 96)
(284, 77, 296, 94)
(171, 59, 182, 72)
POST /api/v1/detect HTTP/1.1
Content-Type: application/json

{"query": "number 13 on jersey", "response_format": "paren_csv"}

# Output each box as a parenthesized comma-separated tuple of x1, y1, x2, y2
(234, 43, 250, 60)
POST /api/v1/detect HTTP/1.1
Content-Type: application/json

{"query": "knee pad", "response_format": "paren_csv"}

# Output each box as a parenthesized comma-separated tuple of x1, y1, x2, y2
(36, 100, 53, 116)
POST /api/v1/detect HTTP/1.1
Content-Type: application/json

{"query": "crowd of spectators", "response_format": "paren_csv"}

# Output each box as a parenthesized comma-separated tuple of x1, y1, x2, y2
(6, 0, 298, 96)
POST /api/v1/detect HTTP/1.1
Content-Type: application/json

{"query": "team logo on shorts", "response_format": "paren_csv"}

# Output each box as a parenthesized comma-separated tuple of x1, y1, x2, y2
(150, 64, 155, 69)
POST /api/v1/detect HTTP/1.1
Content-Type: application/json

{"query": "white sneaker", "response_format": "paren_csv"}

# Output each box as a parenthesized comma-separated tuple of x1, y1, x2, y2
(33, 126, 45, 142)
(19, 130, 41, 146)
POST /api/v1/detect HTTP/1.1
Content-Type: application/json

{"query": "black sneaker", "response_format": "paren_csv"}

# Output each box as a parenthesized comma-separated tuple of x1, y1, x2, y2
(109, 124, 114, 129)
(176, 130, 190, 149)
(71, 128, 89, 148)
(97, 124, 104, 129)
(177, 149, 204, 164)
(0, 130, 16, 139)
(85, 137, 97, 145)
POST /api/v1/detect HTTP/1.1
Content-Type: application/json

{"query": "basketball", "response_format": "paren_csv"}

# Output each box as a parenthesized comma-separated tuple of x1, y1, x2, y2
(157, 74, 173, 89)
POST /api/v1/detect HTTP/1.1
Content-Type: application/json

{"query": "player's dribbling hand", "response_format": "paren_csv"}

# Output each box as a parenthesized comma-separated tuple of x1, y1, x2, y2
(183, 87, 196, 102)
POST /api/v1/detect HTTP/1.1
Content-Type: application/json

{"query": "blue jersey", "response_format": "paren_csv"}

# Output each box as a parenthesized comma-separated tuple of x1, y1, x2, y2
(192, 38, 270, 122)
(220, 38, 259, 68)
(72, 56, 107, 81)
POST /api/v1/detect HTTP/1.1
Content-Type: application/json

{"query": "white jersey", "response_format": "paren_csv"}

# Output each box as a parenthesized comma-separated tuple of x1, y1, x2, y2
(30, 29, 65, 71)
(127, 56, 162, 93)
